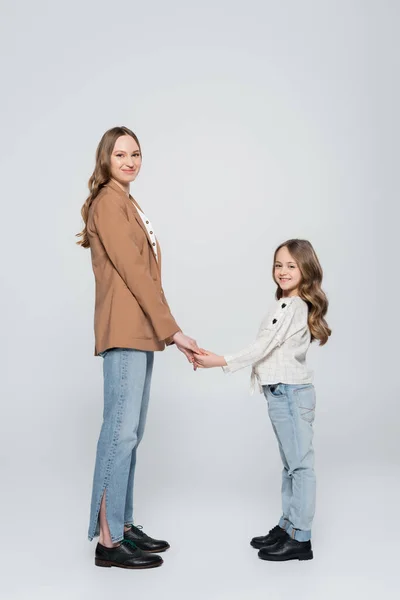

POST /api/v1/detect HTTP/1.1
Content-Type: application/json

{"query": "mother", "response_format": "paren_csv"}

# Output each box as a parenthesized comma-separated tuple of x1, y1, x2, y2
(77, 126, 199, 569)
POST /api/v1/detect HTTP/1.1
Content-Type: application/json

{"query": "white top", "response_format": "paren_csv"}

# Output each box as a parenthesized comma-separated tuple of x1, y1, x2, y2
(222, 296, 313, 392)
(131, 200, 158, 261)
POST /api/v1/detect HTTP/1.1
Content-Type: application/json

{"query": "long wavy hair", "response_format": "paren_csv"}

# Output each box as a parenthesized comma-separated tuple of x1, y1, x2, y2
(76, 126, 141, 248)
(273, 239, 331, 345)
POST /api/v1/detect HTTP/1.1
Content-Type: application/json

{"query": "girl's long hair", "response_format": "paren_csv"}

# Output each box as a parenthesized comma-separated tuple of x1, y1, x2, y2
(273, 239, 331, 345)
(76, 126, 141, 248)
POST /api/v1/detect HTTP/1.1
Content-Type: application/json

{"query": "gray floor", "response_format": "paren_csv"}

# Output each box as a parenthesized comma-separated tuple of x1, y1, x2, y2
(2, 464, 397, 600)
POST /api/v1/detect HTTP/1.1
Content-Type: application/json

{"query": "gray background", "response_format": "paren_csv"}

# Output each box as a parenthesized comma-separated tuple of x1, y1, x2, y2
(0, 1, 399, 599)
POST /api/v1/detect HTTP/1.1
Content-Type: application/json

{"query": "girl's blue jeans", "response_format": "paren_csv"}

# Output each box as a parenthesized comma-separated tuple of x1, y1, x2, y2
(263, 383, 316, 542)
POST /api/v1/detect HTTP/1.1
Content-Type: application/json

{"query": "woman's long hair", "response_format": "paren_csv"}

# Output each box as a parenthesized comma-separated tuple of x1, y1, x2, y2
(273, 239, 331, 345)
(76, 126, 141, 248)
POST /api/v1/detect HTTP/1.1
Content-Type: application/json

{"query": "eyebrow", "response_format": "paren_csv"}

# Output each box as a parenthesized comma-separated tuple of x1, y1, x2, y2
(114, 149, 140, 153)
(275, 261, 297, 265)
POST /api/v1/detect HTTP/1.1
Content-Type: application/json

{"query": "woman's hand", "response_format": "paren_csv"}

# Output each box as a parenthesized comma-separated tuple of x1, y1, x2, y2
(173, 331, 202, 369)
(193, 350, 227, 369)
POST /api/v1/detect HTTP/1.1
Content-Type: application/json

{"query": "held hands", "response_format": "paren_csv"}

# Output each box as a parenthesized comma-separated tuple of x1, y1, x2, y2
(172, 331, 204, 369)
(193, 349, 227, 369)
(172, 332, 226, 371)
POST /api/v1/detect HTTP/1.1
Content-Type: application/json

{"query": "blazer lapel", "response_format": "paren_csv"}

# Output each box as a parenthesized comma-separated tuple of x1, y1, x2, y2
(106, 180, 161, 274)
(128, 197, 159, 262)
(156, 240, 162, 272)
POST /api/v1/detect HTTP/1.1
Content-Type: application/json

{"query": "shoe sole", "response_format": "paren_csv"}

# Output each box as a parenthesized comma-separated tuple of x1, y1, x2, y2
(258, 552, 313, 562)
(95, 558, 163, 569)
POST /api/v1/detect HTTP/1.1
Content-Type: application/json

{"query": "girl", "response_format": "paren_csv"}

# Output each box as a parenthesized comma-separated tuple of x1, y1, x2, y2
(194, 239, 331, 562)
(77, 126, 200, 569)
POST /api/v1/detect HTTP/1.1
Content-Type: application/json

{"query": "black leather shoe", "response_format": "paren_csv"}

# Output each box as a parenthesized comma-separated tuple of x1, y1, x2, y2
(95, 540, 163, 569)
(258, 537, 313, 561)
(251, 525, 288, 549)
(123, 525, 170, 553)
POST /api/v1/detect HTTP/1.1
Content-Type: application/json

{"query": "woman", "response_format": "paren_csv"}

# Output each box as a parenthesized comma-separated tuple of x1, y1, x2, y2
(77, 126, 200, 569)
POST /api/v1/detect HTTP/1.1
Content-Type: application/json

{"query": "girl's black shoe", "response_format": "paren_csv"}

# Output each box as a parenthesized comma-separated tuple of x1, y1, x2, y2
(258, 537, 313, 561)
(251, 525, 288, 549)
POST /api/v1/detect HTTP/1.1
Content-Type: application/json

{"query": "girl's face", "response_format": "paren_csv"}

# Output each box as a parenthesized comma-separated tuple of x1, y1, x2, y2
(110, 135, 142, 187)
(274, 246, 302, 297)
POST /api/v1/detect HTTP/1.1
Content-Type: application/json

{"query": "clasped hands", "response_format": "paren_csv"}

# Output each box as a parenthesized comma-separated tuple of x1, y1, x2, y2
(172, 331, 226, 369)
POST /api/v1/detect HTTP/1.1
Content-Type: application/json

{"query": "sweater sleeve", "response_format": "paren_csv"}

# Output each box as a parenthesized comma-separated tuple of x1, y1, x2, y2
(93, 195, 180, 342)
(222, 298, 305, 374)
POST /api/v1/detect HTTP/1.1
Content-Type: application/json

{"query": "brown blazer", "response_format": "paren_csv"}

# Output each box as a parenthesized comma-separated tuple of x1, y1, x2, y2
(87, 180, 180, 355)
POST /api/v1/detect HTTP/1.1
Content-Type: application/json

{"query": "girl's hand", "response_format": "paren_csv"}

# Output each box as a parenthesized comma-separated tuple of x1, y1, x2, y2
(193, 350, 227, 369)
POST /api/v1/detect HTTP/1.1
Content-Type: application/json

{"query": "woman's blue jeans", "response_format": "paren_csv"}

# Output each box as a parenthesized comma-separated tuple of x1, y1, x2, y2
(88, 348, 154, 543)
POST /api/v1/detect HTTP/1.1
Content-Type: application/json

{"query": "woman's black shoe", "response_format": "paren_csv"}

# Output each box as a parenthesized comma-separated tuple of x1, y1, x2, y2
(95, 540, 163, 569)
(124, 525, 170, 553)
(258, 537, 313, 561)
(251, 525, 288, 549)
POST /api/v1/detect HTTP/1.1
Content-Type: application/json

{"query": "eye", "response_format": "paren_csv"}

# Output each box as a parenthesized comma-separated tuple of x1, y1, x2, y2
(289, 265, 296, 269)
(132, 153, 140, 157)
(116, 153, 124, 158)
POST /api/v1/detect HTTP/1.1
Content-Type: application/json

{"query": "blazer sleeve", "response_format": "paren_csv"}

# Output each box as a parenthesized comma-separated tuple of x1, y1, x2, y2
(222, 298, 305, 373)
(93, 194, 180, 342)
(162, 294, 180, 346)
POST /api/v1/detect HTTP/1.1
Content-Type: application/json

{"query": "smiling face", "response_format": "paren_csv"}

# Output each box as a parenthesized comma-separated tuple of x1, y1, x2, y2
(274, 245, 302, 297)
(110, 135, 142, 188)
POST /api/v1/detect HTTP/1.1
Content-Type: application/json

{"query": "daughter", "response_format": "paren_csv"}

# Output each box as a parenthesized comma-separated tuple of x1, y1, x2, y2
(194, 239, 331, 562)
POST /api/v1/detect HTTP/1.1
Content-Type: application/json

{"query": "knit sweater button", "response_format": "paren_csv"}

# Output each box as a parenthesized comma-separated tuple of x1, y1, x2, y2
(272, 319, 277, 324)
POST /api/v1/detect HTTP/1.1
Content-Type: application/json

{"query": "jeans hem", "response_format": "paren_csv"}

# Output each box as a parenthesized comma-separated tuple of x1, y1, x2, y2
(87, 534, 124, 544)
(285, 523, 311, 542)
(111, 536, 124, 544)
(279, 517, 290, 530)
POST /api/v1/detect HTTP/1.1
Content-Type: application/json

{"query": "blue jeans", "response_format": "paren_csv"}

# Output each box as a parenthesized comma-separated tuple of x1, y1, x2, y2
(263, 383, 316, 542)
(88, 348, 154, 543)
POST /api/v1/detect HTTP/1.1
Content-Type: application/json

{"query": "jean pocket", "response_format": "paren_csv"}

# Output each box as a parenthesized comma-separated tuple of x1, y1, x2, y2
(268, 383, 286, 398)
(294, 386, 316, 423)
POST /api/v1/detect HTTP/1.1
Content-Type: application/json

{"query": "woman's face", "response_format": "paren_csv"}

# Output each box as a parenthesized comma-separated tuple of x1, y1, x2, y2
(274, 246, 302, 296)
(110, 135, 142, 186)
